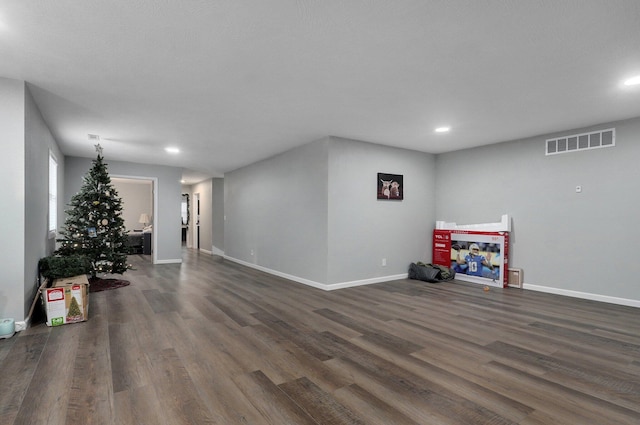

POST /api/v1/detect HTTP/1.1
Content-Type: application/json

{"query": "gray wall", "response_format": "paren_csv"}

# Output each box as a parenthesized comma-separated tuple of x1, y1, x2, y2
(0, 78, 26, 320)
(0, 79, 63, 321)
(225, 138, 330, 284)
(224, 137, 437, 287)
(435, 117, 640, 302)
(212, 177, 225, 255)
(327, 137, 436, 285)
(24, 85, 65, 316)
(65, 157, 183, 263)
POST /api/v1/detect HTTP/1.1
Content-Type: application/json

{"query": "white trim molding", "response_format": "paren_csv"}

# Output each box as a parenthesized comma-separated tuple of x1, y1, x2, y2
(211, 246, 225, 257)
(323, 274, 408, 290)
(224, 256, 406, 291)
(155, 259, 183, 264)
(524, 283, 640, 308)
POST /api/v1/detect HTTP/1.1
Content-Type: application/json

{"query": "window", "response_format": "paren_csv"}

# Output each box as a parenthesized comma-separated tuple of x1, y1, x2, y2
(49, 152, 58, 235)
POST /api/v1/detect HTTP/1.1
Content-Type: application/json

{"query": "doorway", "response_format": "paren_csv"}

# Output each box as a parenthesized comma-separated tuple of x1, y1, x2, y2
(181, 193, 189, 246)
(112, 176, 157, 263)
(194, 192, 200, 250)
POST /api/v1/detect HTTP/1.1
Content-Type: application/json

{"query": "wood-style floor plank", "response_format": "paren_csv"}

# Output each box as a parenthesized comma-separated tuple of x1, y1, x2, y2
(113, 385, 167, 425)
(11, 324, 81, 425)
(278, 376, 365, 424)
(333, 383, 421, 425)
(1, 249, 639, 424)
(233, 370, 319, 425)
(65, 294, 114, 425)
(0, 332, 49, 424)
(148, 347, 216, 425)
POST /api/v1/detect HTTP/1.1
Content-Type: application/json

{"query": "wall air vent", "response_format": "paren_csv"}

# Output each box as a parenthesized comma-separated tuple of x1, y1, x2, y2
(546, 128, 615, 155)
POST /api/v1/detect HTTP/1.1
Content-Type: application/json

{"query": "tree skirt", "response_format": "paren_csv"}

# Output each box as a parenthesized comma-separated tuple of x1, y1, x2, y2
(89, 277, 131, 292)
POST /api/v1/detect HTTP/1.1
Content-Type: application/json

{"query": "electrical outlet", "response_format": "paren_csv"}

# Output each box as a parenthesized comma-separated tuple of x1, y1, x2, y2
(381, 258, 387, 267)
(250, 249, 254, 256)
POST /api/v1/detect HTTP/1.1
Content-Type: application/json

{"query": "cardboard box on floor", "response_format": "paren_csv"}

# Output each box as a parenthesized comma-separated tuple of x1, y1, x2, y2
(41, 274, 90, 326)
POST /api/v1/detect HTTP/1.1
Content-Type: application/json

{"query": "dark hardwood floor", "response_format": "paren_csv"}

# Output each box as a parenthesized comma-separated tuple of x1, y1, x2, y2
(1, 249, 639, 424)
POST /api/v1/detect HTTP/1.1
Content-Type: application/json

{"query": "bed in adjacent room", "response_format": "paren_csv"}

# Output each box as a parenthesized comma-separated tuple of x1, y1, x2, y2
(127, 230, 144, 254)
(128, 225, 152, 255)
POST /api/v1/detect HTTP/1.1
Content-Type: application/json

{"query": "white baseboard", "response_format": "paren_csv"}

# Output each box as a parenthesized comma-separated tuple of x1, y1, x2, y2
(223, 256, 405, 291)
(193, 247, 224, 257)
(524, 283, 640, 308)
(197, 255, 640, 308)
(154, 258, 183, 264)
(324, 274, 408, 290)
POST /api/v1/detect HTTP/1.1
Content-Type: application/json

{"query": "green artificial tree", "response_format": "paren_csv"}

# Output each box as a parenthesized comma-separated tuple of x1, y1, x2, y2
(56, 144, 130, 278)
(38, 254, 91, 280)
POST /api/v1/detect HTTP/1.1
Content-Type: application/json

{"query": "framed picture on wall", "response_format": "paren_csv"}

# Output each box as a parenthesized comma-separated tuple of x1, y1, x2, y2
(377, 173, 403, 200)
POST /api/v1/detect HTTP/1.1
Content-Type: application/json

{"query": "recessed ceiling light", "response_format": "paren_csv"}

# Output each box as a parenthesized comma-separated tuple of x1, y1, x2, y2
(165, 147, 180, 154)
(435, 127, 450, 133)
(623, 75, 640, 86)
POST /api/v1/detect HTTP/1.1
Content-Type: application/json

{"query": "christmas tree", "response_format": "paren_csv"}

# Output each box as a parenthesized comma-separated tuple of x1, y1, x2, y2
(56, 144, 131, 278)
(67, 296, 82, 320)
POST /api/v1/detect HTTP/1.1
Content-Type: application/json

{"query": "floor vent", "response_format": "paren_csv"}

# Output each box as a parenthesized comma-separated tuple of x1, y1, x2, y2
(546, 128, 615, 156)
(508, 268, 523, 288)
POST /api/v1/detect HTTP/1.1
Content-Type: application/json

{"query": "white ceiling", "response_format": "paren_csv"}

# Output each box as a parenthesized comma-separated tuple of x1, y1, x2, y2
(2, 1, 640, 184)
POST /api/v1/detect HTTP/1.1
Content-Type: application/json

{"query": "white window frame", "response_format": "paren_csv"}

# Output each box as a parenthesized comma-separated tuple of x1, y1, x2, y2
(48, 151, 58, 237)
